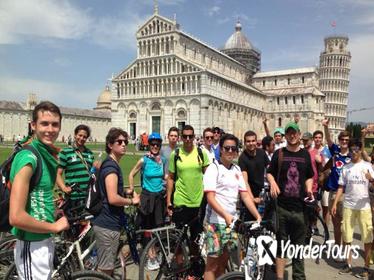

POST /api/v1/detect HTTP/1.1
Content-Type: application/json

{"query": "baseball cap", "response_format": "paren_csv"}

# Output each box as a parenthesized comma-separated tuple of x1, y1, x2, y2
(302, 132, 313, 140)
(273, 127, 285, 136)
(285, 122, 300, 133)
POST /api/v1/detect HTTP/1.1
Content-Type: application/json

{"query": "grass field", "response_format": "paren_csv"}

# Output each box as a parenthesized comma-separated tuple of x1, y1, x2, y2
(0, 143, 141, 186)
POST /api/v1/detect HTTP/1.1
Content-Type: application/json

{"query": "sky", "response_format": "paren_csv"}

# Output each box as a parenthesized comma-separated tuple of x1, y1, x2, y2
(0, 0, 373, 122)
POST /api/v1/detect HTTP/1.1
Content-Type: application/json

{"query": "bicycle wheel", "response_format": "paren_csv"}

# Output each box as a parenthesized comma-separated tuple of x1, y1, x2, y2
(217, 271, 244, 280)
(71, 270, 114, 280)
(139, 233, 189, 280)
(3, 263, 17, 280)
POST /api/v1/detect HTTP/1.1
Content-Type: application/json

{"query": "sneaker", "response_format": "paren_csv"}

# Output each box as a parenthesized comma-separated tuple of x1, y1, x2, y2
(334, 257, 345, 263)
(339, 264, 352, 275)
(146, 258, 160, 271)
(355, 267, 369, 279)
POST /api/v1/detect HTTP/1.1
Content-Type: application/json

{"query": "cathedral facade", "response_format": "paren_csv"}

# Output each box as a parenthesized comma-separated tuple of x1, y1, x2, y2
(110, 9, 350, 140)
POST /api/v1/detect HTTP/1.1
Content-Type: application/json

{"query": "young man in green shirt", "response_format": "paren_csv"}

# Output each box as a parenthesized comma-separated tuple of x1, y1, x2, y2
(56, 124, 94, 206)
(167, 124, 210, 255)
(9, 101, 70, 279)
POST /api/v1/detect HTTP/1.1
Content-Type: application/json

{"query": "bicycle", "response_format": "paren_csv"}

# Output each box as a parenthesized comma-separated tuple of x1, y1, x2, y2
(138, 218, 205, 280)
(217, 220, 276, 280)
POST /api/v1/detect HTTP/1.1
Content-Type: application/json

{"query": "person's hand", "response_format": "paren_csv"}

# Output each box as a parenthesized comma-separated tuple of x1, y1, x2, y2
(63, 185, 72, 194)
(167, 205, 173, 217)
(126, 188, 134, 196)
(262, 117, 268, 125)
(270, 181, 280, 198)
(365, 170, 373, 181)
(131, 192, 140, 205)
(53, 216, 70, 233)
(306, 189, 314, 200)
(322, 119, 329, 127)
(294, 114, 300, 123)
(224, 214, 234, 227)
(253, 197, 262, 204)
(330, 205, 336, 217)
(362, 128, 368, 138)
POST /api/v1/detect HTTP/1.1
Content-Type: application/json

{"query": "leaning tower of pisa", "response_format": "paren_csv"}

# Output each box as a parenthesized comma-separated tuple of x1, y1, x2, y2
(319, 36, 351, 139)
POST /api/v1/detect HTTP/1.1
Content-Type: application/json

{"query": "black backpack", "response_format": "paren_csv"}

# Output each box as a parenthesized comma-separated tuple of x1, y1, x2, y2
(0, 144, 42, 232)
(85, 158, 110, 216)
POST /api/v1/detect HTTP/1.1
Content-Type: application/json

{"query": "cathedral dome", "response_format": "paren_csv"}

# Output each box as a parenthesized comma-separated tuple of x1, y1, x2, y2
(95, 85, 111, 111)
(223, 21, 253, 50)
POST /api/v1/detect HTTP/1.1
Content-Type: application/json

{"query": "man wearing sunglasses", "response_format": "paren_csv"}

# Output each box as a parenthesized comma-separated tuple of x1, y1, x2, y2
(212, 127, 222, 161)
(238, 130, 270, 221)
(167, 125, 210, 256)
(322, 119, 351, 255)
(201, 127, 216, 164)
(331, 139, 374, 278)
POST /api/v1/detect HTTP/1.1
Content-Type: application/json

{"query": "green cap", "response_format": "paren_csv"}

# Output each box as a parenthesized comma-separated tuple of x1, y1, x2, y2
(273, 127, 285, 136)
(285, 122, 300, 133)
(302, 132, 313, 140)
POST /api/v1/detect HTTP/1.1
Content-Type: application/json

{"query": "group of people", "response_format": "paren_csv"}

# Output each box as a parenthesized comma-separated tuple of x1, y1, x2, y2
(7, 100, 374, 280)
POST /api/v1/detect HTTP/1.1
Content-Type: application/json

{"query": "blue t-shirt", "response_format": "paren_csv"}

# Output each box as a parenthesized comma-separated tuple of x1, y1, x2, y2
(92, 157, 125, 231)
(142, 155, 166, 193)
(326, 143, 351, 191)
(212, 144, 220, 161)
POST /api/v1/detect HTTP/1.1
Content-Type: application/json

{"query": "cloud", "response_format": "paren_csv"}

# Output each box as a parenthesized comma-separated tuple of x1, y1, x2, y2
(207, 6, 221, 17)
(0, 0, 91, 44)
(0, 76, 98, 109)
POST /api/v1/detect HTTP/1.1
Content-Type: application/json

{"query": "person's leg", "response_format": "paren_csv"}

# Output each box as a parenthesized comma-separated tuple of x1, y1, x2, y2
(289, 210, 306, 280)
(329, 192, 342, 246)
(340, 208, 355, 273)
(357, 208, 373, 268)
(215, 250, 230, 278)
(204, 256, 220, 280)
(14, 238, 54, 280)
(321, 191, 330, 226)
(276, 206, 288, 279)
(93, 225, 120, 276)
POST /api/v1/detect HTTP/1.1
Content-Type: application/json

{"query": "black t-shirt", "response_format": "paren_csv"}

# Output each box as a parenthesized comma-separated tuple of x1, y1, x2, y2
(92, 157, 125, 231)
(239, 148, 270, 197)
(267, 148, 314, 211)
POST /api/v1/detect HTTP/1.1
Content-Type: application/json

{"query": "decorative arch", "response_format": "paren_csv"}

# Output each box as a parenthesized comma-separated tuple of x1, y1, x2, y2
(151, 102, 161, 111)
(189, 98, 200, 106)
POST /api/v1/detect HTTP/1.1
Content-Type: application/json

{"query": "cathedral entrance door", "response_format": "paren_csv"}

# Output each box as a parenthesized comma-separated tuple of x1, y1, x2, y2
(152, 116, 161, 134)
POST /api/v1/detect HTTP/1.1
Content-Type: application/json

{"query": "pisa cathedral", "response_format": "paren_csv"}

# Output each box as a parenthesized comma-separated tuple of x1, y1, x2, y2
(0, 7, 350, 141)
(111, 7, 351, 140)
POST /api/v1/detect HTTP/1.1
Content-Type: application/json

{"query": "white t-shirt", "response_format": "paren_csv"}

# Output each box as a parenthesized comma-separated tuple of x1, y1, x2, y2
(274, 141, 287, 151)
(201, 145, 215, 164)
(203, 162, 247, 224)
(338, 160, 374, 210)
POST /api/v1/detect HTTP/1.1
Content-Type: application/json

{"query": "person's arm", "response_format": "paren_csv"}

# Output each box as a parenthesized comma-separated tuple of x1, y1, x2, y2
(330, 185, 344, 217)
(240, 191, 261, 222)
(128, 159, 143, 193)
(263, 117, 270, 137)
(9, 165, 69, 234)
(322, 119, 333, 147)
(305, 178, 313, 198)
(105, 173, 137, 206)
(267, 173, 280, 198)
(55, 167, 72, 194)
(241, 171, 255, 201)
(361, 128, 371, 162)
(166, 172, 175, 216)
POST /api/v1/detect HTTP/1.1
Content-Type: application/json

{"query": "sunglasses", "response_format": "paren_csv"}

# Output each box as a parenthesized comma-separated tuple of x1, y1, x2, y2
(223, 145, 238, 152)
(339, 138, 349, 142)
(115, 139, 128, 145)
(213, 131, 220, 134)
(205, 136, 214, 140)
(182, 134, 194, 140)
(349, 146, 361, 152)
(150, 142, 161, 147)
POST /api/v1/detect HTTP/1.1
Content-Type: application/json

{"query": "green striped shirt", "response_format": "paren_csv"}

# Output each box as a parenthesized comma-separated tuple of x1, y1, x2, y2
(58, 146, 94, 200)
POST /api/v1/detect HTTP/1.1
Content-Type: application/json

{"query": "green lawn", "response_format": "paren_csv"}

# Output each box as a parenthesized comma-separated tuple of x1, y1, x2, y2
(0, 145, 141, 187)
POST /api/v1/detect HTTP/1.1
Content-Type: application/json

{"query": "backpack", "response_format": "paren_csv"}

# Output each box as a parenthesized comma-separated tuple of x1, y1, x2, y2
(0, 144, 42, 232)
(85, 158, 110, 216)
(174, 146, 205, 180)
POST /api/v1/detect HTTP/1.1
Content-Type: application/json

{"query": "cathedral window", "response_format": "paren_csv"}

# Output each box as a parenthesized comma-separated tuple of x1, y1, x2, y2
(262, 80, 265, 87)
(277, 97, 280, 105)
(293, 96, 296, 104)
(184, 45, 187, 55)
(287, 78, 290, 85)
(285, 97, 288, 105)
(301, 96, 304, 104)
(278, 117, 282, 127)
(274, 79, 277, 86)
(302, 76, 305, 83)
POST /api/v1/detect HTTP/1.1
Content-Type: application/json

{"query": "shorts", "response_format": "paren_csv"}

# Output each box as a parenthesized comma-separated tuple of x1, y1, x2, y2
(321, 190, 329, 207)
(93, 225, 120, 270)
(172, 206, 203, 242)
(14, 238, 54, 280)
(342, 208, 373, 244)
(204, 223, 238, 257)
(328, 191, 344, 219)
